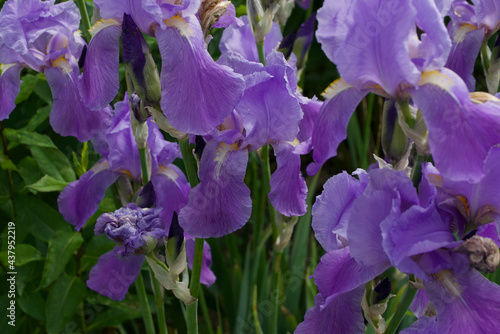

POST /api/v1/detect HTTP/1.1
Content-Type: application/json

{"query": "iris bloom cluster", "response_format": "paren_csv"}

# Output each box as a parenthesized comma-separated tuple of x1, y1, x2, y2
(2, 0, 500, 332)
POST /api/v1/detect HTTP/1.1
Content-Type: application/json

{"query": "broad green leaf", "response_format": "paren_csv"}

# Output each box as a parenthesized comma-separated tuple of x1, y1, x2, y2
(30, 146, 75, 183)
(46, 275, 86, 334)
(33, 76, 52, 104)
(40, 231, 83, 289)
(87, 306, 141, 331)
(18, 289, 45, 321)
(0, 153, 17, 171)
(27, 175, 68, 192)
(14, 195, 72, 242)
(15, 74, 39, 104)
(17, 157, 42, 191)
(4, 129, 56, 149)
(0, 244, 42, 267)
(23, 105, 51, 132)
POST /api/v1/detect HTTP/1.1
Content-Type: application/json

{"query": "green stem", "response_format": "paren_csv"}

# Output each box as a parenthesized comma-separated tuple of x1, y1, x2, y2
(385, 276, 418, 334)
(252, 285, 264, 334)
(139, 147, 149, 185)
(199, 288, 215, 334)
(269, 252, 282, 334)
(256, 42, 266, 66)
(0, 122, 16, 218)
(151, 271, 168, 334)
(135, 272, 156, 334)
(178, 138, 204, 334)
(186, 238, 204, 334)
(411, 154, 426, 189)
(261, 145, 277, 238)
(75, 0, 92, 42)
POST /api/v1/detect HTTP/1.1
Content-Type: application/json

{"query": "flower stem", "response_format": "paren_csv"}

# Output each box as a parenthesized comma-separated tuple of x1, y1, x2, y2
(151, 270, 168, 334)
(261, 145, 277, 238)
(75, 0, 92, 42)
(139, 147, 149, 185)
(178, 138, 204, 334)
(135, 272, 156, 334)
(256, 42, 266, 66)
(385, 276, 417, 334)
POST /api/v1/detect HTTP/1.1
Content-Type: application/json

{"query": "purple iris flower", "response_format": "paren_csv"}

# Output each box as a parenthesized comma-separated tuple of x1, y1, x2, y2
(311, 0, 500, 185)
(299, 164, 500, 332)
(83, 0, 245, 135)
(0, 0, 111, 141)
(178, 50, 309, 238)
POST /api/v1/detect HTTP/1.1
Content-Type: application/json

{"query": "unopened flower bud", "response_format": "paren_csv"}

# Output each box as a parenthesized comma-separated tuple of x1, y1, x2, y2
(246, 0, 279, 44)
(167, 212, 184, 261)
(130, 93, 151, 123)
(382, 99, 411, 167)
(122, 14, 161, 106)
(455, 235, 500, 273)
(198, 0, 232, 38)
(136, 181, 156, 208)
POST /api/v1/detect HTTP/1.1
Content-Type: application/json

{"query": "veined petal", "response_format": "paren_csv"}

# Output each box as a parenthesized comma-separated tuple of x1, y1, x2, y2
(79, 21, 121, 110)
(410, 68, 500, 182)
(57, 159, 120, 231)
(178, 140, 251, 238)
(473, 0, 500, 32)
(269, 141, 307, 217)
(297, 97, 322, 143)
(318, 0, 420, 95)
(87, 246, 144, 301)
(445, 24, 484, 91)
(0, 63, 22, 120)
(151, 164, 190, 230)
(312, 171, 368, 252)
(295, 289, 365, 334)
(307, 79, 366, 175)
(45, 59, 111, 141)
(313, 247, 389, 307)
(400, 316, 438, 334)
(157, 15, 244, 135)
(425, 268, 500, 333)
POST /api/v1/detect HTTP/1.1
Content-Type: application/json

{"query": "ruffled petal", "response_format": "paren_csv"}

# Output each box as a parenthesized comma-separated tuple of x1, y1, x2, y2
(87, 246, 144, 301)
(312, 171, 367, 252)
(79, 22, 122, 110)
(219, 15, 282, 62)
(178, 140, 251, 238)
(297, 97, 322, 143)
(307, 80, 366, 175)
(269, 142, 307, 217)
(295, 288, 365, 334)
(0, 64, 22, 120)
(57, 160, 119, 230)
(44, 59, 111, 142)
(157, 15, 244, 135)
(313, 247, 389, 306)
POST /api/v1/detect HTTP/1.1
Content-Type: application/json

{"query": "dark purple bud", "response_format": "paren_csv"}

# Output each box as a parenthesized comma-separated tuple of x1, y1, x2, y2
(167, 212, 184, 259)
(194, 135, 206, 160)
(137, 181, 156, 208)
(278, 31, 296, 60)
(130, 93, 151, 123)
(78, 45, 87, 68)
(381, 99, 411, 166)
(373, 277, 392, 304)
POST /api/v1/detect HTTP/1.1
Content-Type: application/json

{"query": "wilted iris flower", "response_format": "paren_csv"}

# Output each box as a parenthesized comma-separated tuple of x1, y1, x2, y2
(82, 0, 245, 135)
(0, 0, 111, 141)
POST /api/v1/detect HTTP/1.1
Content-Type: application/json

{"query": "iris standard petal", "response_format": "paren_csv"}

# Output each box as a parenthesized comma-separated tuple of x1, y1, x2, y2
(312, 171, 367, 252)
(79, 22, 122, 110)
(178, 140, 252, 238)
(87, 246, 144, 301)
(57, 160, 120, 231)
(0, 64, 22, 120)
(157, 15, 244, 135)
(269, 141, 307, 217)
